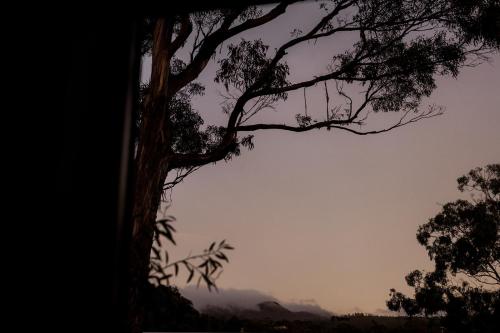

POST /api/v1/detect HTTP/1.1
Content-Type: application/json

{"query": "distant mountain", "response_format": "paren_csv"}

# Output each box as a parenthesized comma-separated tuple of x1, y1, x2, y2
(202, 300, 327, 321)
(180, 286, 334, 318)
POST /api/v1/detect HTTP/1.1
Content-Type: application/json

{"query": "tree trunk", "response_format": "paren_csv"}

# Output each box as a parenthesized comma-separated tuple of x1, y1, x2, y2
(127, 17, 175, 333)
(127, 104, 170, 333)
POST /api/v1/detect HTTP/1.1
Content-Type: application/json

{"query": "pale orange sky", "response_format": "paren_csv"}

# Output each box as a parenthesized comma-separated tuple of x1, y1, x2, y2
(143, 2, 500, 314)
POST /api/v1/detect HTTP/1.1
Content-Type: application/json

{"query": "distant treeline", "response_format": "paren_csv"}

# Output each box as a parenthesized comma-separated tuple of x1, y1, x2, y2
(144, 284, 441, 333)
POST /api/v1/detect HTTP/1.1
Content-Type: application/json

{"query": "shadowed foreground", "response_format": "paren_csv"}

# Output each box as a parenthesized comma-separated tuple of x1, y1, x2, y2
(144, 284, 442, 333)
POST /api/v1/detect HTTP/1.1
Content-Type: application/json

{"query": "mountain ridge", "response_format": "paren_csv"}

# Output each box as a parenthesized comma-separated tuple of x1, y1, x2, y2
(202, 300, 328, 321)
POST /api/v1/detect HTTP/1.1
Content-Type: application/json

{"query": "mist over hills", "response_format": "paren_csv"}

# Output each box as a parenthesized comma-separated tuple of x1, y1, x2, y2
(144, 285, 435, 332)
(203, 300, 330, 321)
(181, 286, 333, 320)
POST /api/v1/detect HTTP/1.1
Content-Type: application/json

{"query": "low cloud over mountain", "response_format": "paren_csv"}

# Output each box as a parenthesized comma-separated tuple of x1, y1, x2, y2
(180, 286, 333, 318)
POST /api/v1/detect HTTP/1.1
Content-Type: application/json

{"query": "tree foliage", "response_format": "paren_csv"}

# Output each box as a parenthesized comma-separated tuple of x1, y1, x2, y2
(149, 214, 234, 291)
(388, 164, 500, 332)
(129, 1, 500, 331)
(139, 0, 500, 172)
(143, 284, 201, 332)
(139, 0, 500, 287)
(417, 164, 500, 285)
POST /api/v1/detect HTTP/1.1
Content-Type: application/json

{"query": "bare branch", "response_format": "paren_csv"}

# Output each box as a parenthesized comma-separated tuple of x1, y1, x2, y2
(235, 105, 443, 135)
(486, 262, 500, 283)
(335, 81, 353, 119)
(163, 166, 200, 191)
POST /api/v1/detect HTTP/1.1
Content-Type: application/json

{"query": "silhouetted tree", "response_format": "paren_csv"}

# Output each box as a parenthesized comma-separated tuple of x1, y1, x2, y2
(388, 164, 500, 332)
(130, 1, 500, 331)
(143, 284, 201, 332)
(148, 213, 234, 290)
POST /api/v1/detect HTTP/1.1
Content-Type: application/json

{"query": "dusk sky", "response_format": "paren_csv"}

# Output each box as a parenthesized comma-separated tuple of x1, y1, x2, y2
(142, 1, 500, 315)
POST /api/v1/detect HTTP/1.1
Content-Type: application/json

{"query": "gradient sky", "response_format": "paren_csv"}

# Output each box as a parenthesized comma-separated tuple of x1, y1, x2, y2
(142, 2, 500, 315)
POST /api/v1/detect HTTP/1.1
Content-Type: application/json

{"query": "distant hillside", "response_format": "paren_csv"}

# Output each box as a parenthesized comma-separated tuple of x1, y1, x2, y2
(181, 286, 333, 318)
(144, 285, 441, 332)
(202, 300, 328, 321)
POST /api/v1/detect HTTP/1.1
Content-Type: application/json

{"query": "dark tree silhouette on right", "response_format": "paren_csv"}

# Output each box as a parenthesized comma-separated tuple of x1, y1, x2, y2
(387, 164, 500, 332)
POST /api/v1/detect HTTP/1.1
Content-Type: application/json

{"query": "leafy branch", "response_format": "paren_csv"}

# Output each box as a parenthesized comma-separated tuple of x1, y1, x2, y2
(148, 215, 234, 291)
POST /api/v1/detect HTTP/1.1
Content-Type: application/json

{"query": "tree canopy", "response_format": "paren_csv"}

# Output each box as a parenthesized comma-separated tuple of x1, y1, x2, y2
(139, 1, 500, 175)
(128, 2, 500, 332)
(387, 164, 500, 332)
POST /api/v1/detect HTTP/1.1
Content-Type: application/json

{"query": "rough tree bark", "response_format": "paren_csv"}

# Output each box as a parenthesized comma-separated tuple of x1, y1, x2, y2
(128, 116, 170, 333)
(128, 17, 175, 333)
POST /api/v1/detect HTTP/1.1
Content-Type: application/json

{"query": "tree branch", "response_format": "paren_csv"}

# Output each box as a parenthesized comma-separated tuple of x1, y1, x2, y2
(169, 134, 238, 170)
(168, 1, 296, 97)
(486, 262, 500, 283)
(169, 14, 193, 54)
(165, 1, 485, 172)
(163, 166, 200, 192)
(235, 106, 443, 135)
(240, 0, 356, 101)
(167, 9, 243, 96)
(241, 1, 448, 101)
